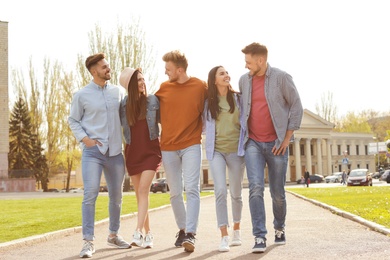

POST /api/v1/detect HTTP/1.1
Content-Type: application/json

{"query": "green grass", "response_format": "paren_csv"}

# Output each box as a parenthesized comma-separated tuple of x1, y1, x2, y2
(1, 192, 212, 243)
(286, 186, 390, 229)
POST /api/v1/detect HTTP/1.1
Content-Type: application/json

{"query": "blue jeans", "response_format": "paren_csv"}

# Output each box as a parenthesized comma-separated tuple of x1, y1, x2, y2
(81, 146, 125, 241)
(161, 144, 201, 234)
(209, 151, 245, 228)
(245, 139, 288, 239)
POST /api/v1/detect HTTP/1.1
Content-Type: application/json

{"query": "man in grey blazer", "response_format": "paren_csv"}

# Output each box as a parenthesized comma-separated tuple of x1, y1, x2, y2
(239, 42, 303, 253)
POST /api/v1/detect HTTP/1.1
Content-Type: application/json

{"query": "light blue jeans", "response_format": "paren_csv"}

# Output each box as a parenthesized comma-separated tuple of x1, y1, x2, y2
(161, 144, 201, 234)
(209, 151, 245, 228)
(245, 139, 288, 240)
(81, 146, 125, 241)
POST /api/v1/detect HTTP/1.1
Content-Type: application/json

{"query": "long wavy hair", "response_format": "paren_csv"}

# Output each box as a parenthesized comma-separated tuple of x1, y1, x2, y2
(126, 69, 147, 126)
(207, 66, 237, 120)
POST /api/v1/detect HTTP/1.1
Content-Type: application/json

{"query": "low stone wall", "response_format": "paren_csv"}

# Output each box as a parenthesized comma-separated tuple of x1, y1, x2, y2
(0, 178, 36, 192)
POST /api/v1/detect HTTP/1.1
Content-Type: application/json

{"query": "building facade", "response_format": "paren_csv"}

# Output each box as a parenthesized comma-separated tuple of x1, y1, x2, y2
(0, 21, 9, 180)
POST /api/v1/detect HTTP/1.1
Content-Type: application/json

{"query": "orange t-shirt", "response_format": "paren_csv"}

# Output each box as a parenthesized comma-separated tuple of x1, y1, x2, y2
(248, 75, 277, 142)
(155, 77, 207, 150)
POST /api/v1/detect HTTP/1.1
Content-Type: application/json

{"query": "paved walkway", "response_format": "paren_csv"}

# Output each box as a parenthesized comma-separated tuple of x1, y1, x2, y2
(1, 187, 389, 259)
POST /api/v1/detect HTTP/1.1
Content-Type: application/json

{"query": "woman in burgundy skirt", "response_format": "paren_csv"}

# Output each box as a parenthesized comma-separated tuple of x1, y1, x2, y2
(119, 67, 161, 249)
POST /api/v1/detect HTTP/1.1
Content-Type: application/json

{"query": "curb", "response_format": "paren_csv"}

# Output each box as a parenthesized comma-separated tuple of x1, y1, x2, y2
(286, 190, 390, 236)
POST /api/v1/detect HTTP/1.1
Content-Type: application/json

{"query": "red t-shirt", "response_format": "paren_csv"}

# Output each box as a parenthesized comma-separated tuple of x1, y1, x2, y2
(248, 75, 277, 142)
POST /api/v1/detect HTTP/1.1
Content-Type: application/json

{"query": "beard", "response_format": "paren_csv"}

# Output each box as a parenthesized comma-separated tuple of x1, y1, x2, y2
(250, 67, 261, 77)
(98, 71, 111, 81)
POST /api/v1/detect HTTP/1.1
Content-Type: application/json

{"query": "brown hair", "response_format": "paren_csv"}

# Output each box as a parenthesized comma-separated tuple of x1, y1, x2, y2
(126, 69, 147, 126)
(162, 50, 188, 71)
(241, 43, 268, 59)
(207, 66, 236, 120)
(85, 53, 106, 72)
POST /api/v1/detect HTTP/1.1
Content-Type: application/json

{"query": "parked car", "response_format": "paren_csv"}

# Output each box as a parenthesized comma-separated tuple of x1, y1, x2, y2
(297, 174, 324, 184)
(150, 178, 169, 193)
(71, 187, 84, 193)
(99, 186, 108, 192)
(46, 188, 60, 192)
(380, 170, 390, 182)
(347, 169, 372, 186)
(325, 172, 343, 183)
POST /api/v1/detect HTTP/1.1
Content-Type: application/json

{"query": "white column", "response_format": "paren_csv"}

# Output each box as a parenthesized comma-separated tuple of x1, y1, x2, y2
(316, 138, 323, 175)
(305, 138, 312, 173)
(327, 139, 332, 174)
(294, 137, 301, 178)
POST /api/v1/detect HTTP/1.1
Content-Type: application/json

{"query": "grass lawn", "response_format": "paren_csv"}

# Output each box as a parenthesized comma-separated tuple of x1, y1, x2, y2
(286, 186, 390, 229)
(1, 192, 212, 243)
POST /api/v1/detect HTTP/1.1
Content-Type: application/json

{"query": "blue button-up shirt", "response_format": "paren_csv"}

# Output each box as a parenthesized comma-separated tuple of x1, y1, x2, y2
(68, 80, 125, 156)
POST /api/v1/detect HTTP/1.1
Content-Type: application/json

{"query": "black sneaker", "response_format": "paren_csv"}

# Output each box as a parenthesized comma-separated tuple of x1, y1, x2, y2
(182, 233, 196, 252)
(274, 230, 286, 245)
(252, 237, 266, 253)
(174, 230, 186, 247)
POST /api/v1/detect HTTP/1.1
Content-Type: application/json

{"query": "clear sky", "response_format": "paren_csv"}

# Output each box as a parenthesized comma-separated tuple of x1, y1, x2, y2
(1, 0, 389, 117)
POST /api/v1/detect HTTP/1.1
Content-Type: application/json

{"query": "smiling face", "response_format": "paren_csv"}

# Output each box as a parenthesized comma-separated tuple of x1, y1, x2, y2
(214, 67, 230, 88)
(92, 59, 111, 81)
(136, 72, 146, 94)
(164, 61, 180, 82)
(244, 54, 265, 77)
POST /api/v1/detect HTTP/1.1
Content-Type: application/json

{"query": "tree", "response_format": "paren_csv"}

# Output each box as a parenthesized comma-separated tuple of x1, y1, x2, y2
(78, 20, 158, 93)
(30, 133, 49, 191)
(8, 97, 34, 172)
(8, 96, 49, 189)
(334, 111, 372, 133)
(315, 91, 338, 124)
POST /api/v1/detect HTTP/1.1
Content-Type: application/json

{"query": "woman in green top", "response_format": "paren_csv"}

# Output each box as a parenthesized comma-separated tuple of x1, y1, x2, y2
(203, 66, 245, 252)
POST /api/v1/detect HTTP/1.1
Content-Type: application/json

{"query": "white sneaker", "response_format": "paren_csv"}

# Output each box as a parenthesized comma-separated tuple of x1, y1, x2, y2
(79, 241, 95, 258)
(144, 232, 154, 248)
(219, 236, 230, 252)
(230, 230, 242, 246)
(131, 230, 143, 247)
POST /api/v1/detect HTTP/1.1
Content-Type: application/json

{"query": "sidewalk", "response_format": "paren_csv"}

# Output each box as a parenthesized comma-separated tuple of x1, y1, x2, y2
(1, 187, 389, 259)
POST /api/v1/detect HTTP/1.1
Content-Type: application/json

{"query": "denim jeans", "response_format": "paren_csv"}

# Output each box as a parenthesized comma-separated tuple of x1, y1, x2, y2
(81, 146, 125, 241)
(245, 139, 288, 239)
(161, 144, 201, 234)
(209, 151, 245, 228)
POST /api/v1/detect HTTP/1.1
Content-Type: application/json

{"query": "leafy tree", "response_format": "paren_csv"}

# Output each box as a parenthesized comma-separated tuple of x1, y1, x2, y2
(334, 111, 372, 133)
(30, 133, 49, 191)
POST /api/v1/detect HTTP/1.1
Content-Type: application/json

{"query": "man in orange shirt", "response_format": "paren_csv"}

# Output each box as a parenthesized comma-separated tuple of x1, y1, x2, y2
(155, 50, 207, 253)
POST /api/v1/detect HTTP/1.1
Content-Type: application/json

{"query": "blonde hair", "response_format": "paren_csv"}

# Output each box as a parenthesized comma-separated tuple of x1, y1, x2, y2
(162, 50, 188, 71)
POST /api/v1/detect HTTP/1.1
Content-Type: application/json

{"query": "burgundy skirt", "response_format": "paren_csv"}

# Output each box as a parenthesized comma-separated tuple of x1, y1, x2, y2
(124, 119, 161, 176)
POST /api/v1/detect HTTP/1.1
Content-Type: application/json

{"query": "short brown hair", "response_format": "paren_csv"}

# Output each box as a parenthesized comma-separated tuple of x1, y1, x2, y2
(241, 43, 268, 58)
(162, 50, 188, 71)
(85, 53, 106, 72)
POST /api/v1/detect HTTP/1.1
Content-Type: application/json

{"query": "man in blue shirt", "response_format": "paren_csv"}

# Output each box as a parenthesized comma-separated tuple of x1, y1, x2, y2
(68, 53, 130, 258)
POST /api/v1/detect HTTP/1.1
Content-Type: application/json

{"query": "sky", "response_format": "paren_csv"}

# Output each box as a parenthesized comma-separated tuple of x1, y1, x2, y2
(1, 0, 390, 117)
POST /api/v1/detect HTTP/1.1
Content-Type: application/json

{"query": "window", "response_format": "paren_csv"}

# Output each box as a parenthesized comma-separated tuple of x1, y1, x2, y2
(365, 145, 368, 155)
(300, 144, 304, 156)
(356, 145, 359, 155)
(337, 145, 341, 155)
(346, 145, 350, 155)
